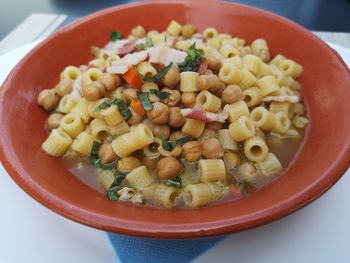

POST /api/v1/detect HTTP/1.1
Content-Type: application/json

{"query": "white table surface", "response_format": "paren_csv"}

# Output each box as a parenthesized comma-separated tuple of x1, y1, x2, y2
(0, 42, 350, 263)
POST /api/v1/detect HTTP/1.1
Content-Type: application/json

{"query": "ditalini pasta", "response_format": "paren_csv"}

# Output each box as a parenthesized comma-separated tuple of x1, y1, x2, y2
(37, 21, 308, 208)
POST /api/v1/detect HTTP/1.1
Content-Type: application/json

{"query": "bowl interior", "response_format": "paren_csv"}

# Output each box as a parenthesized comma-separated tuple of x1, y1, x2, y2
(1, 0, 350, 238)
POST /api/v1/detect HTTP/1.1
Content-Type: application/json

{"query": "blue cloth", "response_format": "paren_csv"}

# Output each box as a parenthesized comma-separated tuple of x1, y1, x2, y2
(107, 233, 226, 263)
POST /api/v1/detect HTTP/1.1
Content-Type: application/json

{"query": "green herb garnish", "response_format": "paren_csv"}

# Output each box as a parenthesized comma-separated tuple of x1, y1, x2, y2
(114, 171, 126, 185)
(95, 98, 132, 121)
(161, 136, 191, 152)
(90, 141, 116, 170)
(163, 176, 182, 188)
(177, 43, 204, 72)
(110, 31, 122, 41)
(142, 63, 173, 82)
(149, 89, 171, 100)
(137, 92, 153, 111)
(107, 185, 122, 201)
(134, 38, 154, 50)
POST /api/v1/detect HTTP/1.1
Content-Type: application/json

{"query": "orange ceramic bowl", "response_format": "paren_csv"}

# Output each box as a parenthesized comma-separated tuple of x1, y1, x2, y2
(1, 0, 350, 238)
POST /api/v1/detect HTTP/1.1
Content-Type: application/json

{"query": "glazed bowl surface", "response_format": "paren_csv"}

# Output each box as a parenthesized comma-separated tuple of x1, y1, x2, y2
(1, 0, 350, 238)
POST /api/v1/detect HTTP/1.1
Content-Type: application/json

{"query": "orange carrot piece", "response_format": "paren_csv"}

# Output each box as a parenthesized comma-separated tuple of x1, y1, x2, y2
(130, 99, 146, 116)
(123, 67, 143, 90)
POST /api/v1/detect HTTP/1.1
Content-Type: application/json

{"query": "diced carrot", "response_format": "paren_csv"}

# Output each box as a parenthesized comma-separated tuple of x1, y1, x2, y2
(130, 99, 146, 116)
(230, 184, 241, 197)
(123, 67, 143, 90)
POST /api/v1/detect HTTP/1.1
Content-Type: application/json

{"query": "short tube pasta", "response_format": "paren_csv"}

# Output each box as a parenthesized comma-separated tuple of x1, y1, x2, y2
(244, 136, 269, 162)
(90, 118, 109, 140)
(61, 66, 80, 81)
(136, 61, 157, 77)
(71, 131, 95, 156)
(227, 100, 249, 123)
(198, 159, 226, 183)
(195, 90, 221, 112)
(71, 98, 91, 123)
(219, 44, 239, 58)
(243, 87, 263, 107)
(256, 153, 283, 176)
(182, 119, 205, 139)
(272, 112, 291, 134)
(239, 69, 257, 89)
(269, 102, 293, 119)
(229, 116, 255, 142)
(166, 20, 182, 36)
(100, 105, 123, 126)
(218, 129, 238, 151)
(154, 184, 180, 208)
(60, 113, 84, 138)
(112, 124, 154, 157)
(250, 107, 275, 131)
(242, 54, 262, 75)
(269, 54, 286, 67)
(203, 27, 218, 40)
(125, 166, 153, 190)
(180, 71, 199, 92)
(58, 95, 77, 114)
(257, 75, 280, 96)
(183, 182, 225, 208)
(279, 59, 302, 78)
(42, 129, 72, 157)
(109, 121, 130, 137)
(218, 64, 242, 84)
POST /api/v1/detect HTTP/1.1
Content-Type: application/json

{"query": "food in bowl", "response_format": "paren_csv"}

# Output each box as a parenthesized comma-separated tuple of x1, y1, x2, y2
(38, 20, 308, 208)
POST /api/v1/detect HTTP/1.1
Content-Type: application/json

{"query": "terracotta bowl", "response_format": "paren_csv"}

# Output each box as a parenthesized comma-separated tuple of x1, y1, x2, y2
(1, 0, 350, 238)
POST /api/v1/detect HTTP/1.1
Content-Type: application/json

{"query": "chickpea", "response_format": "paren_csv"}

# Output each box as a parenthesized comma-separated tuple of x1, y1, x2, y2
(207, 57, 222, 74)
(181, 92, 196, 108)
(223, 152, 241, 173)
(118, 156, 141, 173)
(202, 138, 223, 159)
(205, 121, 222, 131)
(99, 143, 118, 164)
(37, 89, 59, 111)
(147, 102, 170, 124)
(123, 88, 138, 101)
(82, 81, 105, 101)
(46, 113, 63, 130)
(128, 108, 144, 125)
(197, 74, 224, 97)
(238, 162, 257, 183)
(161, 66, 180, 88)
(100, 73, 121, 92)
(157, 157, 183, 180)
(169, 131, 187, 141)
(168, 107, 186, 128)
(153, 124, 170, 139)
(162, 88, 181, 107)
(55, 78, 73, 97)
(182, 141, 202, 162)
(131, 25, 146, 38)
(221, 85, 244, 104)
(182, 24, 196, 39)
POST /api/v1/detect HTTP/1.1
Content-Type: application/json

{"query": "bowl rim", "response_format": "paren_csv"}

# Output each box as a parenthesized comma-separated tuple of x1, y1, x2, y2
(1, 0, 350, 238)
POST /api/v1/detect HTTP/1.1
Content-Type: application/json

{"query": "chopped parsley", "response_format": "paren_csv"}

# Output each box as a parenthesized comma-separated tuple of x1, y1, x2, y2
(163, 176, 182, 188)
(137, 92, 153, 111)
(161, 136, 191, 152)
(95, 98, 132, 121)
(177, 43, 204, 72)
(141, 63, 173, 82)
(149, 89, 171, 100)
(110, 31, 122, 41)
(134, 38, 154, 50)
(107, 185, 122, 201)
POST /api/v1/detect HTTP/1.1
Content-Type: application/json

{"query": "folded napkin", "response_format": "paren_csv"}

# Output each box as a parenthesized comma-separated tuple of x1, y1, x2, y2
(108, 233, 226, 263)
